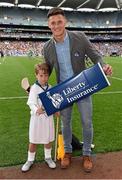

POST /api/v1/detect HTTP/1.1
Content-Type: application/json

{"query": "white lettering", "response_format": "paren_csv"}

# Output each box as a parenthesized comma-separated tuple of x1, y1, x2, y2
(67, 84, 98, 103)
(63, 82, 86, 96)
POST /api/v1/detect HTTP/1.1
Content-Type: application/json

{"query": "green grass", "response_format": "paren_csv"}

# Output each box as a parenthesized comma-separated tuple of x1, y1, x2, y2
(0, 56, 122, 167)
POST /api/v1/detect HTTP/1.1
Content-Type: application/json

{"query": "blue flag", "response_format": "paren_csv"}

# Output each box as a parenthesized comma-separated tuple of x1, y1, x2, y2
(39, 63, 110, 116)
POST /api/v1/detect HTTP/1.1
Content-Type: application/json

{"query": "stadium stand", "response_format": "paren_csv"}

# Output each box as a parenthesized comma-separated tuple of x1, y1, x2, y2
(0, 7, 122, 28)
(0, 0, 122, 57)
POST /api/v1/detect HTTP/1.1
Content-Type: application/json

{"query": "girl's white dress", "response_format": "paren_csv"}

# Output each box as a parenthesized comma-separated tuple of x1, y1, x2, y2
(27, 83, 55, 144)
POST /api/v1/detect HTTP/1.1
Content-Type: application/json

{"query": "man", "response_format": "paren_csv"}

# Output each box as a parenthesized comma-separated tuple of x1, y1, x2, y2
(42, 7, 112, 172)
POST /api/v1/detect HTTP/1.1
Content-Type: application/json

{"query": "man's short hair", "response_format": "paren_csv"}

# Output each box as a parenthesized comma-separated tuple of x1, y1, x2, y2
(47, 7, 65, 18)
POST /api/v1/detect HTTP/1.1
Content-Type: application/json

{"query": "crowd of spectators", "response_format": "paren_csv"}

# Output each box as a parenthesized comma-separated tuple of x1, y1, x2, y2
(0, 41, 45, 56)
(88, 33, 122, 41)
(93, 42, 122, 56)
(0, 31, 51, 39)
(0, 41, 122, 57)
(0, 30, 122, 41)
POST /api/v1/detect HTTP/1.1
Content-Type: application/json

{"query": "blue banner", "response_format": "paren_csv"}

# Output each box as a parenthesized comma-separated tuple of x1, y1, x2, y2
(39, 63, 110, 116)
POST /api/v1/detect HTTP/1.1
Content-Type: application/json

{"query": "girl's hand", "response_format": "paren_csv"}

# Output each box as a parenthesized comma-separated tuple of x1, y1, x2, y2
(36, 106, 45, 115)
(55, 111, 60, 117)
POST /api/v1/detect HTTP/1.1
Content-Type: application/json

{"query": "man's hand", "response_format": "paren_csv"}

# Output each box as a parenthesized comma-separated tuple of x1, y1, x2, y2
(103, 64, 112, 76)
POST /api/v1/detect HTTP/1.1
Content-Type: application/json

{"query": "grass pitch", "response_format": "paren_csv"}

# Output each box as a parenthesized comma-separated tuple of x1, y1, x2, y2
(0, 56, 122, 167)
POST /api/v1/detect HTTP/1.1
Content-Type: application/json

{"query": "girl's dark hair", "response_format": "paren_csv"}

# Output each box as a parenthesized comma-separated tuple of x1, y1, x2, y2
(47, 7, 65, 18)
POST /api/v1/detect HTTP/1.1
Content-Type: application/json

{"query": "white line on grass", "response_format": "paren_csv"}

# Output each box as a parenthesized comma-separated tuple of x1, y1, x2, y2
(0, 91, 122, 100)
(0, 96, 28, 100)
(111, 76, 122, 81)
(97, 91, 122, 95)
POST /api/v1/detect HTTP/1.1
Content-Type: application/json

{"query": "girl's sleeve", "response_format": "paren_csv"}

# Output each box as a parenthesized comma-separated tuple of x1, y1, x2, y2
(27, 85, 38, 114)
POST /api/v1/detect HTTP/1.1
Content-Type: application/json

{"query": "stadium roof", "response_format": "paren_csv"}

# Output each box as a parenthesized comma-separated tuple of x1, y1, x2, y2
(0, 0, 122, 11)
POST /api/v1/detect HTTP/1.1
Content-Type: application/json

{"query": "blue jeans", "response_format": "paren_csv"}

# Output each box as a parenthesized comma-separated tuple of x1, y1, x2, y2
(61, 96, 93, 156)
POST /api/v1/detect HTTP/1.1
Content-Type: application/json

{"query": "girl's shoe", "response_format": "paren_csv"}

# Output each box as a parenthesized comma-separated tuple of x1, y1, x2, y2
(21, 161, 34, 172)
(45, 158, 56, 169)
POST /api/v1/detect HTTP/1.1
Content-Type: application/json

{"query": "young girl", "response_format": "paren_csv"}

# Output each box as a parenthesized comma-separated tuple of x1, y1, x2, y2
(22, 63, 56, 172)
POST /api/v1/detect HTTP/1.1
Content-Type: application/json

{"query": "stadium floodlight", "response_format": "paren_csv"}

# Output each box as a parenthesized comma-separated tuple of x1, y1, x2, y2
(18, 4, 35, 9)
(99, 7, 118, 12)
(38, 6, 53, 10)
(61, 7, 73, 11)
(0, 2, 14, 7)
(77, 8, 95, 12)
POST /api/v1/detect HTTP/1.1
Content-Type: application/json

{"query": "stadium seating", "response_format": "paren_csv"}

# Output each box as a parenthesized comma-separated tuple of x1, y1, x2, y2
(0, 6, 122, 57)
(0, 7, 122, 28)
